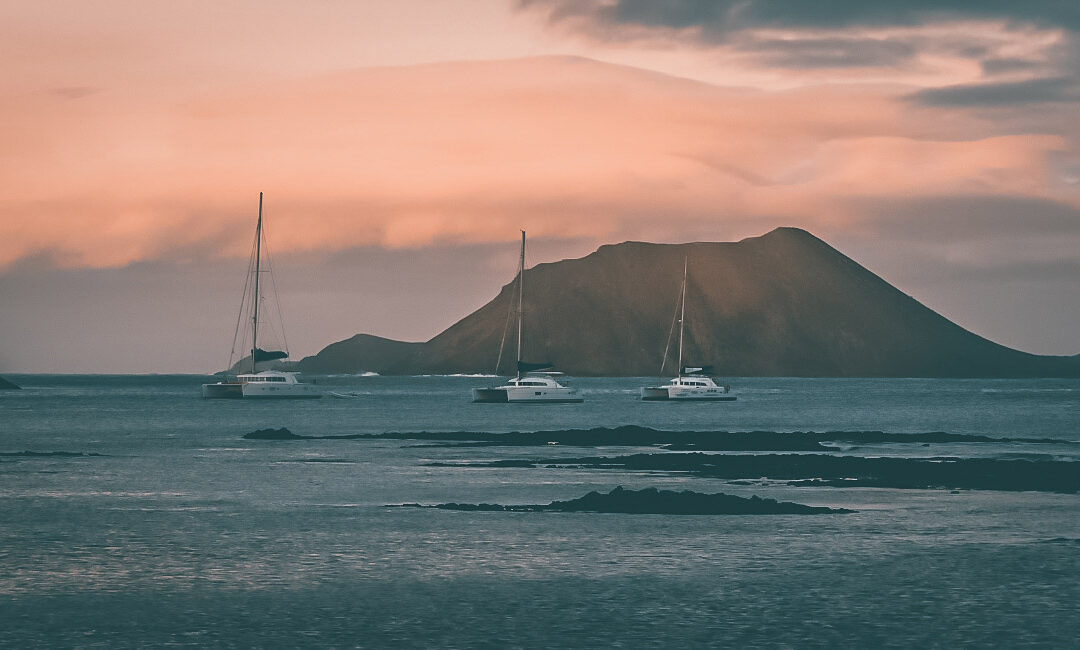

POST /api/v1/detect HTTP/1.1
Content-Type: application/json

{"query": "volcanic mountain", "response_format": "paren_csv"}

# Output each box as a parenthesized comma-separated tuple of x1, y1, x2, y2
(298, 228, 1079, 377)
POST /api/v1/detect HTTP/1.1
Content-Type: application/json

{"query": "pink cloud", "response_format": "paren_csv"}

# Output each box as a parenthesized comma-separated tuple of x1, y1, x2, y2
(0, 56, 1073, 269)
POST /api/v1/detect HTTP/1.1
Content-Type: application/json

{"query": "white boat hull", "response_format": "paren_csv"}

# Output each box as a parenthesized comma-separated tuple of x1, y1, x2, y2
(504, 385, 582, 403)
(202, 371, 321, 399)
(240, 383, 321, 399)
(641, 378, 737, 401)
(472, 386, 583, 403)
(667, 386, 736, 401)
(472, 375, 583, 403)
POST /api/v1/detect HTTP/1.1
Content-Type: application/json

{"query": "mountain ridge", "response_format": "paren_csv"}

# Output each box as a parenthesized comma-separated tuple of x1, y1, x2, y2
(297, 228, 1079, 377)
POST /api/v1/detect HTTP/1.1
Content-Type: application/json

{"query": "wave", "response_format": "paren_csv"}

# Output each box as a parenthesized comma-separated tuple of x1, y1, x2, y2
(0, 450, 107, 458)
(437, 452, 1080, 494)
(980, 388, 1076, 393)
(324, 371, 380, 377)
(352, 426, 1073, 450)
(242, 425, 1078, 449)
(412, 373, 501, 378)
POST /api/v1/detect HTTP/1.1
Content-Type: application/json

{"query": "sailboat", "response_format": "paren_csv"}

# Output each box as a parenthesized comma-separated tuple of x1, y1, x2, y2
(201, 193, 320, 399)
(641, 258, 736, 401)
(471, 231, 583, 404)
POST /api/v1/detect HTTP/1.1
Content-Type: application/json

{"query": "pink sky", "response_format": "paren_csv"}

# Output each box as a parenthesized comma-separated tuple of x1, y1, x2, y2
(1, 1, 1078, 372)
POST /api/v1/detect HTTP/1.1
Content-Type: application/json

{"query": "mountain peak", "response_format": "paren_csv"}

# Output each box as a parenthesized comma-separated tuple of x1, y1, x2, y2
(300, 229, 1079, 377)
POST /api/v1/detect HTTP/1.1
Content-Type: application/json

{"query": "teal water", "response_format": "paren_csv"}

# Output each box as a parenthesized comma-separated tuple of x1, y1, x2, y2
(1, 375, 1078, 647)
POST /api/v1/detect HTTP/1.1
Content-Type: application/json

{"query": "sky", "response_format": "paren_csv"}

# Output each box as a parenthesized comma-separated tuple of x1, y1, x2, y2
(1, 0, 1078, 373)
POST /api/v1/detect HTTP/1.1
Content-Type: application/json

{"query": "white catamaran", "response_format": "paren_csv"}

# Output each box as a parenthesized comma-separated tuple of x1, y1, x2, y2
(641, 258, 736, 402)
(471, 231, 583, 404)
(202, 193, 320, 399)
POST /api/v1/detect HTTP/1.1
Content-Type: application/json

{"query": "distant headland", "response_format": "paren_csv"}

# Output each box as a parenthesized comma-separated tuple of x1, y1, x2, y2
(294, 228, 1079, 378)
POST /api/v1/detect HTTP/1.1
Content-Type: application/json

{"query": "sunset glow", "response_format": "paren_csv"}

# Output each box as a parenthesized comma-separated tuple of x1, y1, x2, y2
(2, 0, 1078, 371)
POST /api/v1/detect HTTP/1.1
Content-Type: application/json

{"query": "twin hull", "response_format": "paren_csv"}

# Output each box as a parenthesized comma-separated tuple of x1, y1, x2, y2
(641, 385, 737, 401)
(201, 380, 321, 399)
(471, 386, 583, 403)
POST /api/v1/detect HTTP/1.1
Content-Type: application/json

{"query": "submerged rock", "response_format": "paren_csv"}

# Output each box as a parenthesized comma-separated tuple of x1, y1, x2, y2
(242, 427, 307, 440)
(469, 452, 1080, 494)
(366, 426, 1060, 450)
(391, 486, 852, 515)
(547, 486, 850, 515)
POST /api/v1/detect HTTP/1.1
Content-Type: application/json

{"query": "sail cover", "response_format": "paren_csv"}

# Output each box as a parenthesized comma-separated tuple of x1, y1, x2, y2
(682, 365, 713, 375)
(517, 360, 553, 373)
(254, 348, 289, 362)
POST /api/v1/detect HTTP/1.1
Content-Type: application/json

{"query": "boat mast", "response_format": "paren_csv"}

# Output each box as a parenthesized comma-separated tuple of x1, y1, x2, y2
(677, 256, 687, 377)
(516, 230, 525, 380)
(251, 192, 263, 374)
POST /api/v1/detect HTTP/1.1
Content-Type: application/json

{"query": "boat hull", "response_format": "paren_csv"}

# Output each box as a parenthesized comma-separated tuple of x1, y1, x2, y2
(669, 388, 737, 401)
(201, 382, 243, 399)
(505, 385, 583, 403)
(241, 383, 322, 399)
(641, 385, 737, 401)
(640, 387, 670, 401)
(202, 376, 322, 399)
(471, 387, 509, 403)
(472, 386, 583, 403)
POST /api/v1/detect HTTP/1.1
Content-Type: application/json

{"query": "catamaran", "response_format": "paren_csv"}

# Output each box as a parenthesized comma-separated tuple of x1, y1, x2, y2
(471, 231, 583, 404)
(202, 194, 320, 399)
(641, 257, 735, 401)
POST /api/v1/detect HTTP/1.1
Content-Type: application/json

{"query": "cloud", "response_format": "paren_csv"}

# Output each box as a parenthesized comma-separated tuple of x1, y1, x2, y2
(733, 35, 917, 69)
(852, 194, 1080, 242)
(519, 0, 1080, 38)
(0, 56, 1074, 273)
(912, 75, 1080, 106)
(520, 0, 1080, 115)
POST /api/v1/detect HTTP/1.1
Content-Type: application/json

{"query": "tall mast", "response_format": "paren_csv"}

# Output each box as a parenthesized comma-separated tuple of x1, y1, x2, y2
(677, 256, 687, 377)
(251, 192, 263, 374)
(516, 230, 525, 380)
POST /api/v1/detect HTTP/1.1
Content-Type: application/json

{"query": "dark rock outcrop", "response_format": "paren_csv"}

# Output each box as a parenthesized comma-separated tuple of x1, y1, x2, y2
(362, 426, 1061, 450)
(458, 453, 1080, 493)
(243, 428, 306, 440)
(0, 376, 20, 389)
(392, 486, 851, 515)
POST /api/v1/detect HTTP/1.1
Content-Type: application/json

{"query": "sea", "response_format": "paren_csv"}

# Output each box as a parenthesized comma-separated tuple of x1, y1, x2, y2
(1, 374, 1078, 648)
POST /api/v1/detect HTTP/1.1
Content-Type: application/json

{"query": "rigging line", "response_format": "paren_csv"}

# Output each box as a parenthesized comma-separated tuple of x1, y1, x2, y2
(494, 279, 515, 376)
(262, 221, 290, 357)
(494, 244, 518, 371)
(227, 229, 259, 372)
(658, 287, 680, 380)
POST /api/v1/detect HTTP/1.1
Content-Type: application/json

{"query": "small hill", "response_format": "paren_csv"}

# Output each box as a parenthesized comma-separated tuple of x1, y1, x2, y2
(298, 334, 424, 375)
(0, 376, 20, 389)
(298, 228, 1080, 377)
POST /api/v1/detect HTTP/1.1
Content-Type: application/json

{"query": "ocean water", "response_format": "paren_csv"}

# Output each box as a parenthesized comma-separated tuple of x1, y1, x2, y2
(1, 374, 1078, 648)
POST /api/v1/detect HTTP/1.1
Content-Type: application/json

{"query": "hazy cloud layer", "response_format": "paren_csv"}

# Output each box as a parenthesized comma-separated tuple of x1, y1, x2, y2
(2, 2, 1079, 370)
(521, 0, 1080, 115)
(2, 56, 1075, 273)
(520, 0, 1080, 39)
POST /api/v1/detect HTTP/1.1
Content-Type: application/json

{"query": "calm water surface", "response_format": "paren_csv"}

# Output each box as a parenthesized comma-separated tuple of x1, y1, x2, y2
(1, 375, 1078, 648)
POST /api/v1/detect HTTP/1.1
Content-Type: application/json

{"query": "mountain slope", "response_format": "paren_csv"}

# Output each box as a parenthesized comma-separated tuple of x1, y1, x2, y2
(299, 228, 1079, 377)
